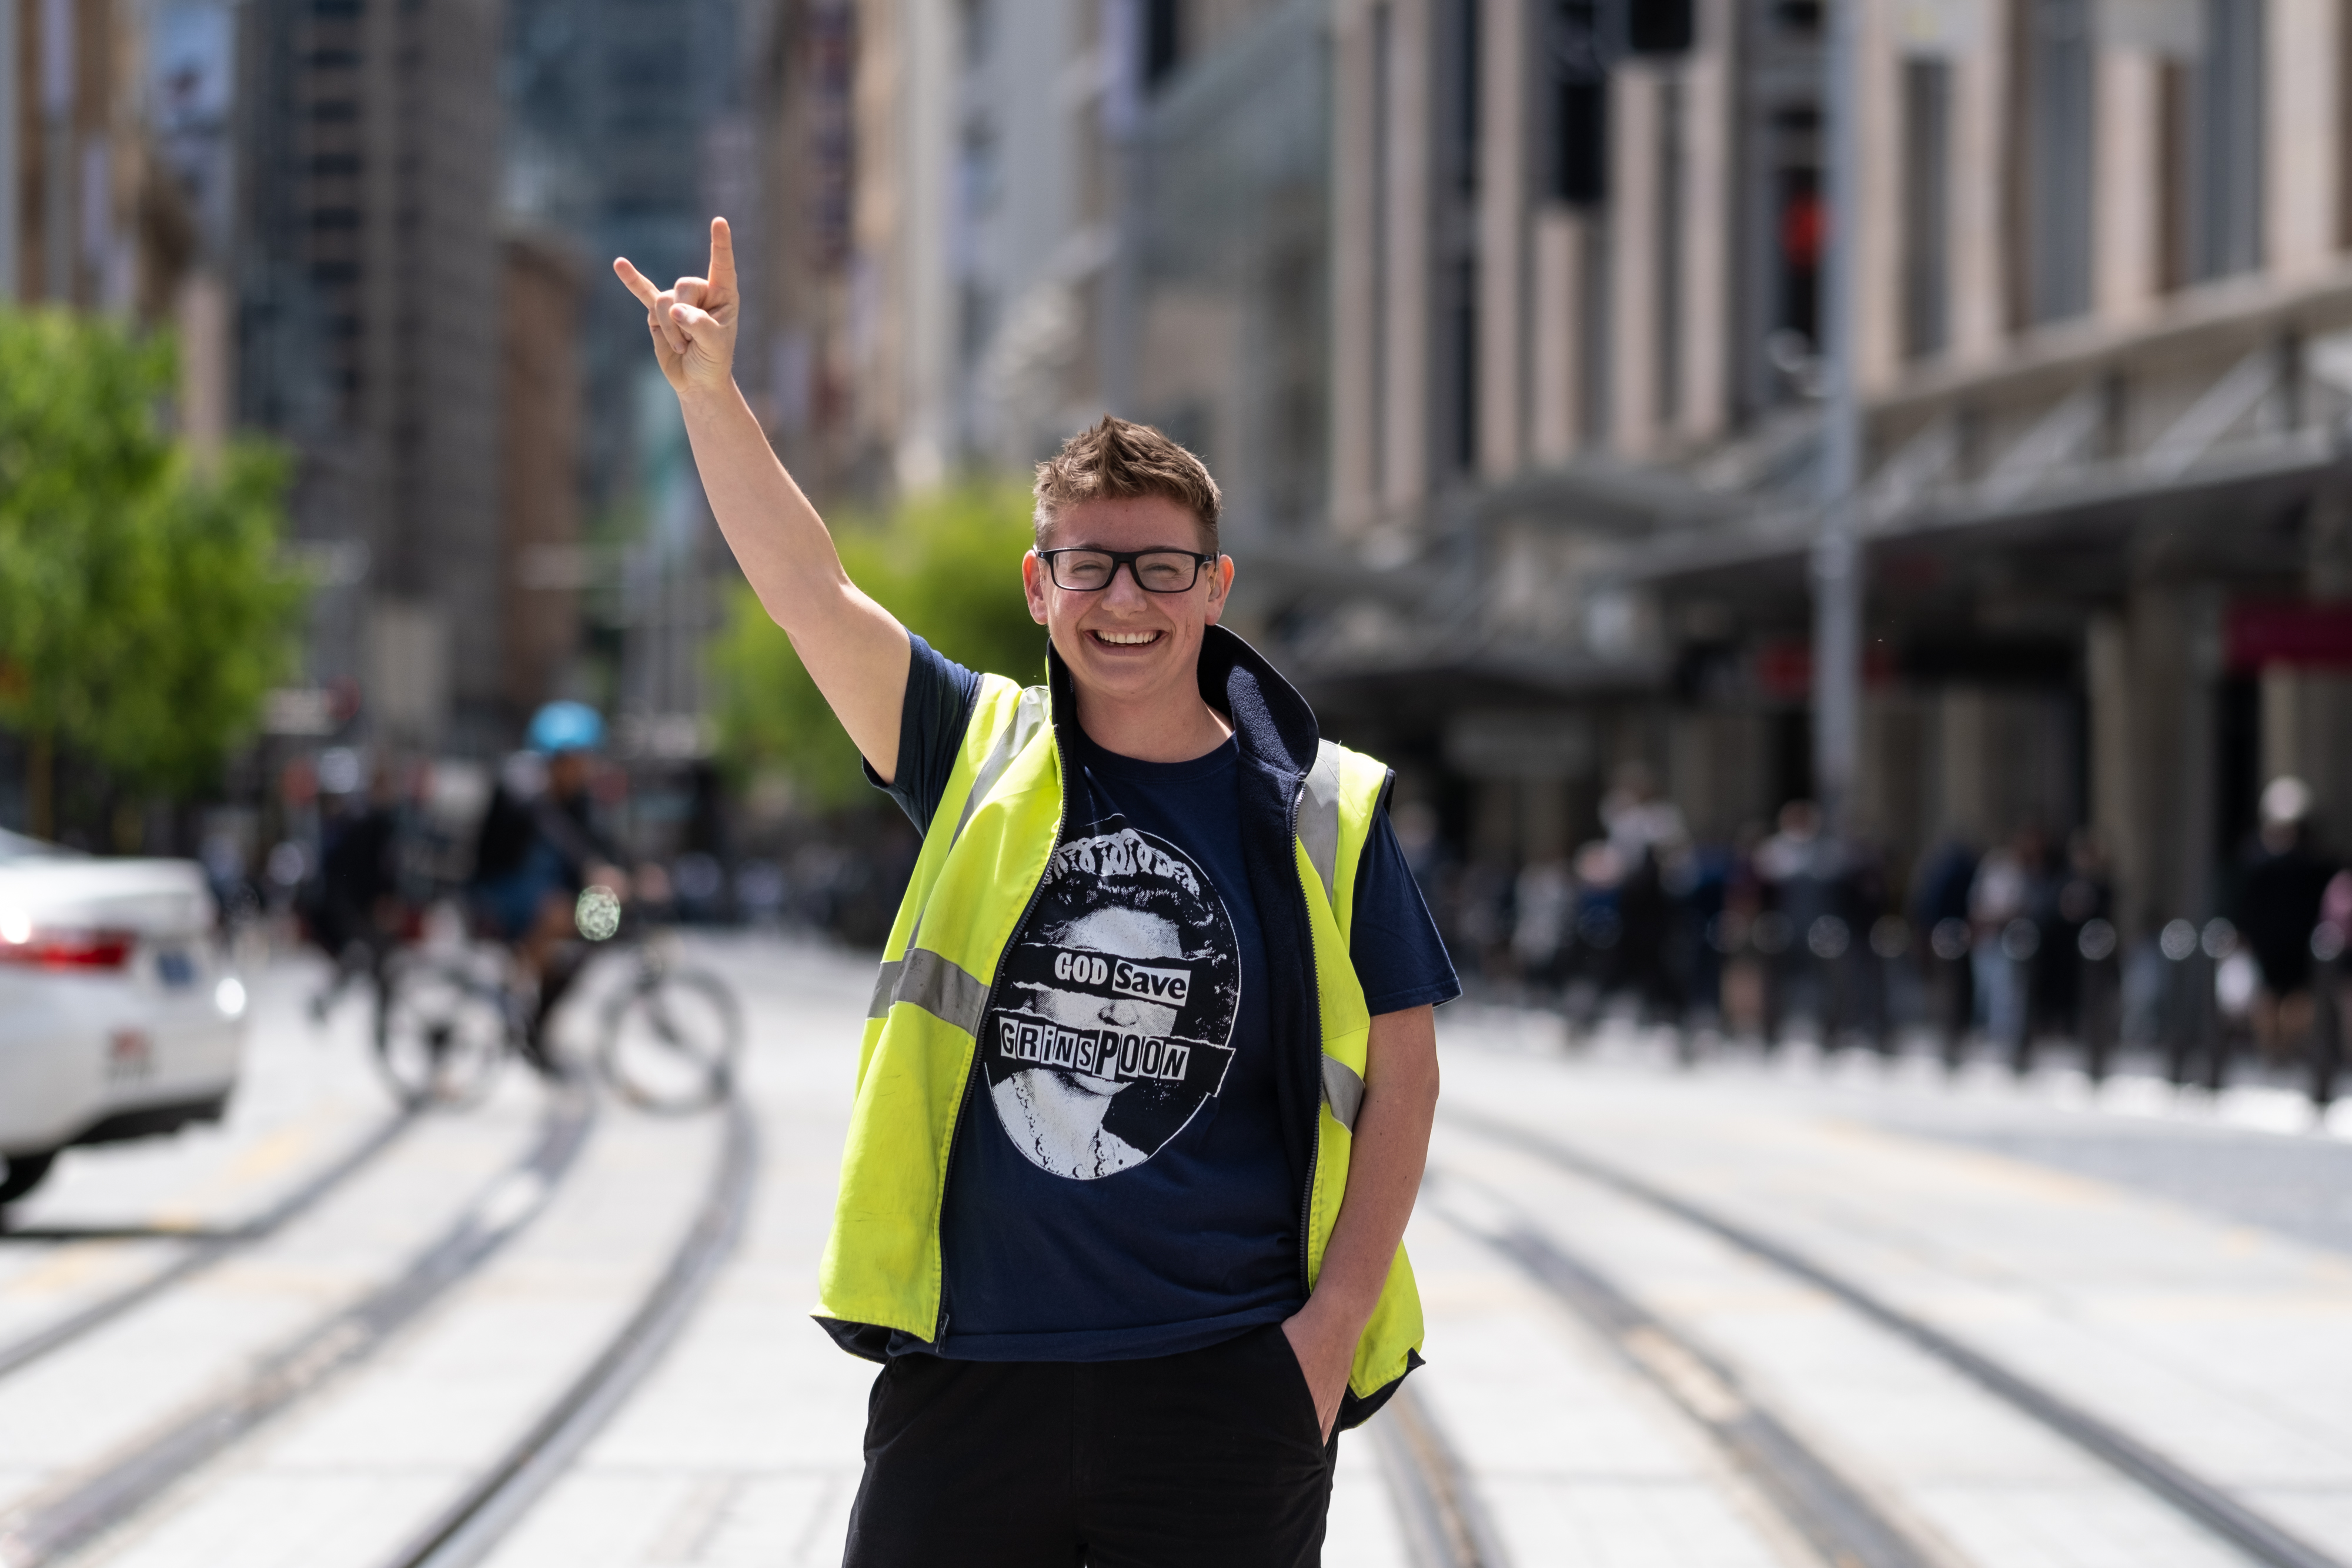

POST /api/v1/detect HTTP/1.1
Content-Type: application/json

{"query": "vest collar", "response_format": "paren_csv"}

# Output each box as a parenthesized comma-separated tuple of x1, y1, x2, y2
(1042, 624, 1321, 783)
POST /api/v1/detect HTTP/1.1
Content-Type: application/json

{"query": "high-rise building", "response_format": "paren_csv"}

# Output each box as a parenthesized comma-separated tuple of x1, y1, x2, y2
(505, 0, 743, 748)
(238, 0, 503, 753)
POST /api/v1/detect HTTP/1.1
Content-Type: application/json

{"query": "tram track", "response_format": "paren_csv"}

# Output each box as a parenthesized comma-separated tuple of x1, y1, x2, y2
(0, 1096, 596, 1568)
(1444, 1105, 2351, 1568)
(1369, 1382, 1513, 1568)
(1427, 1169, 1949, 1568)
(378, 1099, 759, 1568)
(0, 1111, 420, 1383)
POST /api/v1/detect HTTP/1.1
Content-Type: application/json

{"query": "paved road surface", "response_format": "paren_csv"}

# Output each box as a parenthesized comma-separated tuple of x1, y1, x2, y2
(2, 935, 2346, 1568)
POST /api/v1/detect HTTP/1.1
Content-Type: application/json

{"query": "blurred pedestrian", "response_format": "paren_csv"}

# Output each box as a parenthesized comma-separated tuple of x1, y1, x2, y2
(617, 222, 1452, 1565)
(1912, 835, 1978, 1061)
(1756, 800, 1837, 1044)
(2054, 831, 2118, 1072)
(2233, 777, 2337, 1064)
(307, 758, 409, 1019)
(1602, 765, 1688, 1024)
(1969, 831, 2039, 1050)
(1512, 855, 1573, 994)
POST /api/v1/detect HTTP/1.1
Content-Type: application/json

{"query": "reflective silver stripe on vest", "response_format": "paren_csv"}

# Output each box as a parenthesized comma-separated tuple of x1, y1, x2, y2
(951, 684, 1051, 846)
(867, 959, 904, 1019)
(1296, 739, 1344, 906)
(1321, 1052, 1365, 1132)
(867, 688, 1051, 1027)
(865, 948, 992, 1034)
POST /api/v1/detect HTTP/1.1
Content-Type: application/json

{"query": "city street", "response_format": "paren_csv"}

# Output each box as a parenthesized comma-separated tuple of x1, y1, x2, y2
(3, 935, 2350, 1568)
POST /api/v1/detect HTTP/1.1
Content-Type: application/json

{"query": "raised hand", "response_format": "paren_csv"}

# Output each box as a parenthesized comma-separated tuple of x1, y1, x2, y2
(614, 217, 739, 396)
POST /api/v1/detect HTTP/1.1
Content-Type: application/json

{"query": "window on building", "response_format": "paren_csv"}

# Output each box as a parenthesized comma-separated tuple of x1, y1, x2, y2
(2193, 0, 2263, 280)
(1775, 131, 1821, 352)
(1658, 75, 1685, 424)
(1441, 0, 1479, 473)
(2158, 55, 2193, 290)
(1549, 0, 1606, 204)
(2017, 0, 2093, 326)
(1772, 1, 1822, 33)
(1901, 57, 1952, 359)
(1144, 0, 1181, 88)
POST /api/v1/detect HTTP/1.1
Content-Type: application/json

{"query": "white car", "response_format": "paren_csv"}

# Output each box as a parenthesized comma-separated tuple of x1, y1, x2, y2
(0, 830, 248, 1207)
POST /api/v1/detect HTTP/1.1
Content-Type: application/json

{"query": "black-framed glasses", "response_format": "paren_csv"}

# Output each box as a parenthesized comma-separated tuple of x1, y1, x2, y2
(1038, 547, 1218, 594)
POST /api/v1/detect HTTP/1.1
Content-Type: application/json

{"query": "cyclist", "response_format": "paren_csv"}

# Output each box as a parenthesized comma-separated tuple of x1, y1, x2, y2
(470, 701, 629, 1071)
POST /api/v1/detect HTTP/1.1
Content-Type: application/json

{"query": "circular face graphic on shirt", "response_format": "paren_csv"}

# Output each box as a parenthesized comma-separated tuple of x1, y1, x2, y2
(982, 823, 1241, 1180)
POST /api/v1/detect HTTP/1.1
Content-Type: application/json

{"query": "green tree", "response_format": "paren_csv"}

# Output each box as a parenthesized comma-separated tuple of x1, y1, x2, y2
(711, 479, 1045, 808)
(0, 309, 305, 815)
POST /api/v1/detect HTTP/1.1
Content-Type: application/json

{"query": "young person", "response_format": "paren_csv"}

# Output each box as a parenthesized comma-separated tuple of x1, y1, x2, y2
(617, 220, 1455, 1567)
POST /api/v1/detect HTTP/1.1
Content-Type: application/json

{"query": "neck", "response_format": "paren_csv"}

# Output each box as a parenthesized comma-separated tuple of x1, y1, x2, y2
(1071, 685, 1234, 763)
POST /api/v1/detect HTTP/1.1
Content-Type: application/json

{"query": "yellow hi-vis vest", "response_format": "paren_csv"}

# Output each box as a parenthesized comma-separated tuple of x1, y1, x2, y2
(816, 668, 1425, 1418)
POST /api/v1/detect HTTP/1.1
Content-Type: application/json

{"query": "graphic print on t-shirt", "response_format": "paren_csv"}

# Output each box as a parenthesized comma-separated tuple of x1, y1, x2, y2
(984, 821, 1240, 1180)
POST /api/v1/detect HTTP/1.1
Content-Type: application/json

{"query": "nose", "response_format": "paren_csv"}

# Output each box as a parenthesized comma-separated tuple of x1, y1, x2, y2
(1098, 999, 1141, 1027)
(1098, 560, 1151, 606)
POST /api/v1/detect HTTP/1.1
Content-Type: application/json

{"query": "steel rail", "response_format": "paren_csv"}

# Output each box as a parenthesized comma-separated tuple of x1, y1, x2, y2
(1368, 1382, 1513, 1568)
(1449, 1106, 2351, 1568)
(1429, 1174, 1945, 1568)
(380, 1098, 759, 1568)
(0, 1111, 420, 1382)
(0, 1095, 594, 1568)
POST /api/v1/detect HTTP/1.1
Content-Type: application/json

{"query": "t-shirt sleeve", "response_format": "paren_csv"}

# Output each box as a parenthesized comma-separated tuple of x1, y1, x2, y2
(1349, 808, 1463, 1014)
(864, 632, 983, 832)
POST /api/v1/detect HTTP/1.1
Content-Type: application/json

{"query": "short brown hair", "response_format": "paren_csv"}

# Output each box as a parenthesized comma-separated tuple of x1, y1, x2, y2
(1033, 415, 1222, 550)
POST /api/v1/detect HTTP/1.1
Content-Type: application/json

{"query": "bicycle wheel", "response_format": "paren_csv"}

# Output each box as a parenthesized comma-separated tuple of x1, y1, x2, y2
(598, 967, 741, 1113)
(375, 959, 509, 1109)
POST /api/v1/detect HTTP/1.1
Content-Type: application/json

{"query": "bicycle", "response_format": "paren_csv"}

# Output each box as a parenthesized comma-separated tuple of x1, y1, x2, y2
(373, 891, 743, 1114)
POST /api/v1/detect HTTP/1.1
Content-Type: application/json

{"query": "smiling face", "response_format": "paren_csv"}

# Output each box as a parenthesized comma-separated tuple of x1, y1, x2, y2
(1022, 494, 1235, 716)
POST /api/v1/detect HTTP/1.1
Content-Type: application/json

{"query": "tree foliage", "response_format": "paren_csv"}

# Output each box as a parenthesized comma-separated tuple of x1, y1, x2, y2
(0, 309, 305, 799)
(711, 479, 1047, 808)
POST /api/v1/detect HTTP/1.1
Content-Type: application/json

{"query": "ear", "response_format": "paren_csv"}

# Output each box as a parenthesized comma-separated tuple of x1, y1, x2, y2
(1021, 551, 1050, 626)
(1203, 553, 1235, 627)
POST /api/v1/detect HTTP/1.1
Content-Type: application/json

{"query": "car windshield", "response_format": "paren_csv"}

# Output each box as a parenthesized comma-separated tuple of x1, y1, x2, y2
(0, 828, 83, 862)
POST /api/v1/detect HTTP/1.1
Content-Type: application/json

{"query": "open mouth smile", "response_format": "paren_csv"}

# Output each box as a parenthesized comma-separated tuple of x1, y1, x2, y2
(1088, 629, 1164, 647)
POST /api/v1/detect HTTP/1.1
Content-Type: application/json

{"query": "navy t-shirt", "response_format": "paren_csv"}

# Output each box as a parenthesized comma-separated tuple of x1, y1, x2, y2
(871, 634, 1459, 1362)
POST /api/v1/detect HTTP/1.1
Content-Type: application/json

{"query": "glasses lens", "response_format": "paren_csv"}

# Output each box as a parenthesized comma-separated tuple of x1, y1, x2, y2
(1134, 552, 1199, 591)
(1053, 551, 1114, 590)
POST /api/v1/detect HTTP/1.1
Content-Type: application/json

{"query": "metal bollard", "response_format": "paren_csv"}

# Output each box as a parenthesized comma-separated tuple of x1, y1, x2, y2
(1930, 918, 1972, 1072)
(2002, 917, 2041, 1076)
(2160, 919, 2200, 1085)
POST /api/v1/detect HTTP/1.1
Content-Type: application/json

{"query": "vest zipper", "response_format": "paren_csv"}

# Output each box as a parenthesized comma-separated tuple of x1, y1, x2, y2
(929, 720, 1068, 1348)
(1288, 768, 1323, 1303)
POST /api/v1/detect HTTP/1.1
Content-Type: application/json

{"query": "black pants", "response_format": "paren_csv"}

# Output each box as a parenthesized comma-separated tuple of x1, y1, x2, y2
(843, 1322, 1338, 1567)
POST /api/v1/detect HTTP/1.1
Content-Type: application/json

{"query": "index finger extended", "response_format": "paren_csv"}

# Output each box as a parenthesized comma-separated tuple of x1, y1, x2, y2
(613, 256, 661, 308)
(707, 217, 736, 293)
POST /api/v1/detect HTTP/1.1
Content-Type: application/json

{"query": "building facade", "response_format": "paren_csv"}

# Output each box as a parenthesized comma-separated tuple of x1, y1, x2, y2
(1285, 0, 2352, 942)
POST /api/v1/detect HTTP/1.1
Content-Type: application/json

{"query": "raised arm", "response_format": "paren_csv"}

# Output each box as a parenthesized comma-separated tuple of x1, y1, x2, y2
(614, 219, 911, 778)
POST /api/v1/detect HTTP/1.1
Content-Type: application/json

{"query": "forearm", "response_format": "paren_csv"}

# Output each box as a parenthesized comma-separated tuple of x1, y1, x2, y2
(1298, 1008, 1440, 1345)
(677, 382, 854, 624)
(673, 379, 909, 771)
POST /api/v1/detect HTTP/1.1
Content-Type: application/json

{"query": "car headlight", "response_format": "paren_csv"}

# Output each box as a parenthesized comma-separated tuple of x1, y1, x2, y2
(215, 976, 248, 1018)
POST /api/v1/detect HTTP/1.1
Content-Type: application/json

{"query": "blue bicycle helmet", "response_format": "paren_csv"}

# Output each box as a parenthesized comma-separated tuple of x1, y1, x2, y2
(527, 700, 606, 754)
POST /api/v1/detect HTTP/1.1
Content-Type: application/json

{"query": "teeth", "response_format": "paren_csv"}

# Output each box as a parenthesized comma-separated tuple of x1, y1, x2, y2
(1095, 630, 1160, 646)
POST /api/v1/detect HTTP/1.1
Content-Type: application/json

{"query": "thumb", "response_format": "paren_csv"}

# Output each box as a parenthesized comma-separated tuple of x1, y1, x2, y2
(670, 302, 727, 342)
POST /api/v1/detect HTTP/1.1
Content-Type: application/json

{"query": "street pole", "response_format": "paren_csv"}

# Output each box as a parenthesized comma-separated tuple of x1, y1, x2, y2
(1812, 0, 1863, 842)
